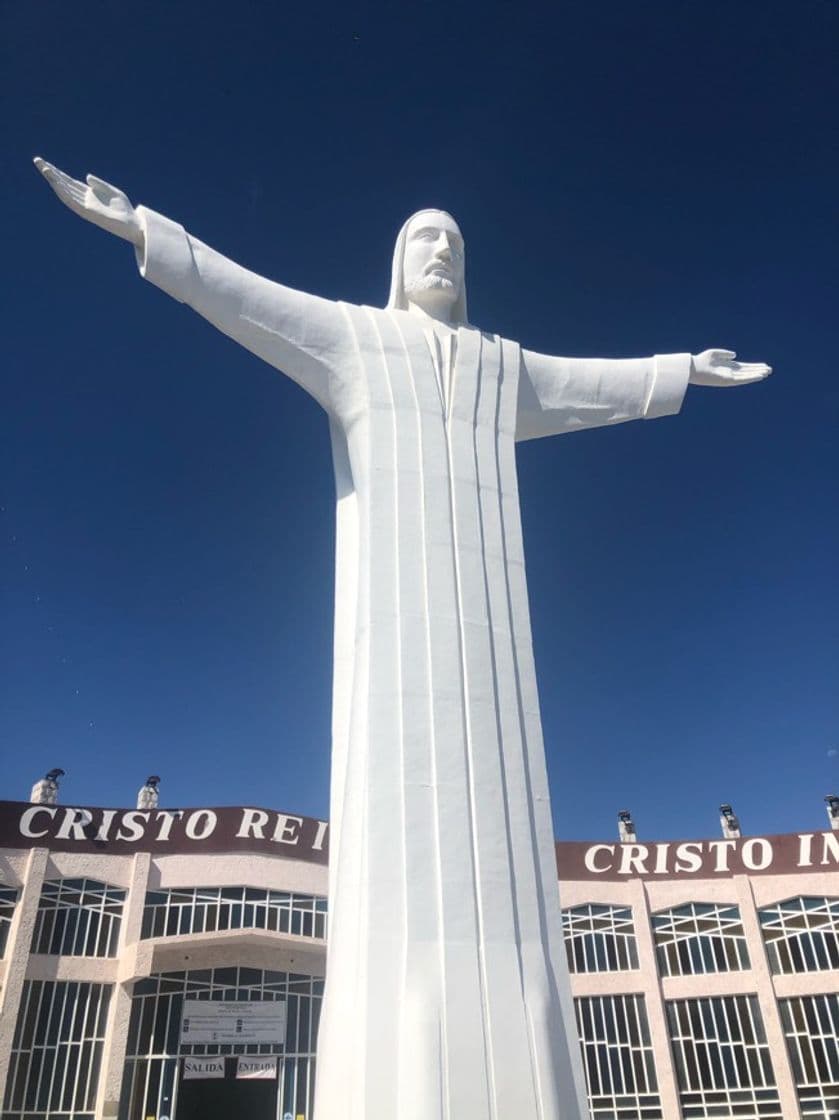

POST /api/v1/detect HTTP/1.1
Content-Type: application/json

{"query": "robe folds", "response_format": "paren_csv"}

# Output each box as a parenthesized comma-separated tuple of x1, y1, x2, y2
(135, 205, 691, 1120)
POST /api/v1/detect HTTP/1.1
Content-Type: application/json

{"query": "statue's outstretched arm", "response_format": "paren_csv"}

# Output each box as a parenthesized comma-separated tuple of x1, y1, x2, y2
(34, 158, 350, 412)
(515, 347, 771, 442)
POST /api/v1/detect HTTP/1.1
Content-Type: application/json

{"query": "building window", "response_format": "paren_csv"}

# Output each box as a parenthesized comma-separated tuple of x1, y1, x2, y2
(31, 879, 125, 958)
(2, 979, 111, 1120)
(758, 896, 839, 975)
(140, 885, 328, 941)
(666, 995, 781, 1119)
(120, 966, 322, 1120)
(780, 994, 839, 1118)
(574, 995, 662, 1119)
(562, 904, 639, 973)
(652, 902, 750, 976)
(0, 884, 18, 957)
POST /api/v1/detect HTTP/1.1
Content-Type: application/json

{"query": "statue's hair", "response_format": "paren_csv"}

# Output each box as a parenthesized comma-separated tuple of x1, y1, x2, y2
(386, 209, 468, 326)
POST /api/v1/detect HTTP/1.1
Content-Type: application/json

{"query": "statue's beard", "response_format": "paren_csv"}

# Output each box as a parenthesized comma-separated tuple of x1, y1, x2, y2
(404, 273, 458, 302)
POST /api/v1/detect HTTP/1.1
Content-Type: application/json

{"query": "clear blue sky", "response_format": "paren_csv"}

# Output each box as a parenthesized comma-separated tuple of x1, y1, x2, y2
(3, 0, 837, 841)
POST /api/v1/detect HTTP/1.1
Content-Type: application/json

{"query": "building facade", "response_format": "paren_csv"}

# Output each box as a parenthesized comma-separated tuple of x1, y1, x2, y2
(0, 799, 837, 1120)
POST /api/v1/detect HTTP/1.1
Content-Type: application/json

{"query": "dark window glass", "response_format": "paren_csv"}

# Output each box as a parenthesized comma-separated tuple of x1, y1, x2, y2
(562, 904, 638, 974)
(30, 878, 125, 959)
(666, 996, 781, 1118)
(652, 902, 750, 977)
(2, 981, 111, 1120)
(759, 896, 839, 975)
(575, 995, 662, 1119)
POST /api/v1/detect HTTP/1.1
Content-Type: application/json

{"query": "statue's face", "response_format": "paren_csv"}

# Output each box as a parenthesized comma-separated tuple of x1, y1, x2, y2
(402, 211, 464, 310)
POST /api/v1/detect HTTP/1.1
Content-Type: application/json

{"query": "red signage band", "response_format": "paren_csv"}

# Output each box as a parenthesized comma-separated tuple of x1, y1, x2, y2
(0, 801, 329, 863)
(554, 832, 839, 880)
(1, 801, 836, 880)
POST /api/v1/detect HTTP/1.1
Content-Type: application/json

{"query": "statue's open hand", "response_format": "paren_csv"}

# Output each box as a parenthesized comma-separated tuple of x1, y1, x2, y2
(690, 349, 772, 387)
(34, 157, 143, 248)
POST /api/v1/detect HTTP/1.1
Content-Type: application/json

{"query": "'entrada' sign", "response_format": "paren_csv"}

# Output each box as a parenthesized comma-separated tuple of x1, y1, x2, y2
(0, 800, 329, 863)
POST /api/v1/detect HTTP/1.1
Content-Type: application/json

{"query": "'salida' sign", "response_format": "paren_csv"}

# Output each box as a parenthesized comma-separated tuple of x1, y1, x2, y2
(0, 800, 329, 863)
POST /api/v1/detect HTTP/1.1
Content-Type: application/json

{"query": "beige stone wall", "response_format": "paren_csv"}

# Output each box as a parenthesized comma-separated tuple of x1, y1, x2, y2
(0, 843, 328, 1119)
(0, 837, 836, 1118)
(562, 864, 839, 1118)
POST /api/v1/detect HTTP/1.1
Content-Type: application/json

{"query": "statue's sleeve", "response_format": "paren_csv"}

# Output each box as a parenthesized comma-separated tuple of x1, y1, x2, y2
(516, 347, 691, 442)
(134, 206, 352, 412)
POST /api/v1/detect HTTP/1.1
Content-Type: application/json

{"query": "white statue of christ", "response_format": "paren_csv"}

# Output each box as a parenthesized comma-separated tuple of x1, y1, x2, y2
(35, 159, 770, 1120)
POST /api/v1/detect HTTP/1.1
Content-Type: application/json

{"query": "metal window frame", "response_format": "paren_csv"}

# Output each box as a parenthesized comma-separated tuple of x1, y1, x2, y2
(562, 903, 640, 974)
(2, 979, 111, 1120)
(0, 883, 18, 958)
(779, 993, 839, 1117)
(758, 895, 839, 976)
(666, 994, 782, 1119)
(31, 878, 125, 959)
(651, 901, 751, 977)
(140, 885, 328, 942)
(574, 993, 663, 1120)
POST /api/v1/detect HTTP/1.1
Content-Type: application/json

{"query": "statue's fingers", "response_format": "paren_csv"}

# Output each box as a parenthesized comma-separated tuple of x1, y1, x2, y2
(733, 365, 771, 382)
(41, 166, 77, 197)
(43, 172, 87, 211)
(713, 349, 737, 361)
(34, 157, 65, 182)
(86, 173, 122, 200)
(55, 175, 87, 204)
(52, 166, 83, 190)
(40, 163, 77, 192)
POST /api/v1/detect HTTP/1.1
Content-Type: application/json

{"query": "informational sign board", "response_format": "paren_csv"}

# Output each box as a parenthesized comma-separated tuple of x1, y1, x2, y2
(236, 1056, 277, 1079)
(182, 1057, 225, 1079)
(180, 1000, 287, 1046)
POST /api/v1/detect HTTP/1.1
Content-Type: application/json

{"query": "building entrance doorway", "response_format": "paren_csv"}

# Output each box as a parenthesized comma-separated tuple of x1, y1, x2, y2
(176, 1063, 277, 1120)
(122, 967, 319, 1120)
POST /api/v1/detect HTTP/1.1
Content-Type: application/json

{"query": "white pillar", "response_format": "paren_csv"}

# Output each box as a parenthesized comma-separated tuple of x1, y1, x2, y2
(0, 847, 49, 1102)
(632, 879, 682, 1119)
(95, 851, 151, 1120)
(734, 875, 800, 1118)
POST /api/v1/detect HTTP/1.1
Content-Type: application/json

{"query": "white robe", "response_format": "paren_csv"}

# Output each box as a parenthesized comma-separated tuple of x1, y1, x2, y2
(135, 205, 690, 1120)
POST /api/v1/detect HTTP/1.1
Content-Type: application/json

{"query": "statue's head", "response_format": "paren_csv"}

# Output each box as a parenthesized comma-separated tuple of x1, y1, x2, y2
(387, 209, 468, 325)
